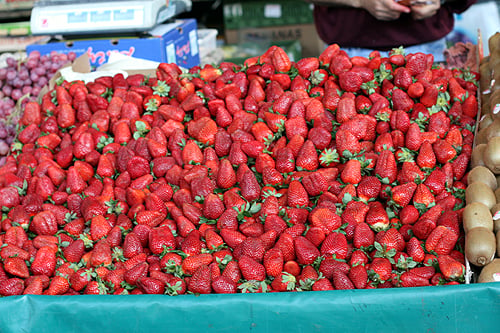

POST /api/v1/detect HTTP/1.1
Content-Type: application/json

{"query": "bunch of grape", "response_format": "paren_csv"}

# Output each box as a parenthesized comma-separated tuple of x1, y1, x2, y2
(0, 50, 76, 165)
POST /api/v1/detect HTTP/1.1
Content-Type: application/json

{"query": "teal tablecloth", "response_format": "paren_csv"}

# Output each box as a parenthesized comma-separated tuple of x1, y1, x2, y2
(1, 283, 499, 332)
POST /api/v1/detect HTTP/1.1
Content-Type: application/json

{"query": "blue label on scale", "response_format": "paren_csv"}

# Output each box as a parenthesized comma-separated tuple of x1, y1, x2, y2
(113, 9, 134, 21)
(68, 12, 88, 23)
(90, 10, 111, 22)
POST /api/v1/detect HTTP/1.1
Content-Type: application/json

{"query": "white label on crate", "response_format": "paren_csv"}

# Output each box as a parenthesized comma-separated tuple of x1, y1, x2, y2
(264, 4, 282, 18)
(493, 103, 500, 115)
(493, 273, 500, 282)
(166, 43, 176, 64)
(189, 29, 198, 56)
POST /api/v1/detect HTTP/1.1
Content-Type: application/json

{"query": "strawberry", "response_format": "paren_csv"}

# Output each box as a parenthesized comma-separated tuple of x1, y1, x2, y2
(3, 257, 30, 279)
(212, 275, 237, 294)
(332, 270, 355, 290)
(357, 176, 382, 202)
(375, 150, 397, 184)
(424, 225, 458, 255)
(63, 238, 85, 263)
(405, 52, 428, 76)
(239, 170, 261, 202)
(336, 95, 357, 123)
(294, 236, 320, 265)
(309, 207, 342, 233)
(416, 141, 436, 169)
(0, 278, 24, 296)
(295, 140, 319, 171)
(319, 258, 350, 280)
(349, 264, 368, 289)
(437, 255, 465, 282)
(448, 77, 466, 102)
(238, 255, 266, 281)
(341, 159, 362, 184)
(365, 201, 390, 232)
(31, 246, 57, 277)
(339, 70, 363, 93)
(368, 257, 393, 283)
(405, 123, 423, 151)
(320, 231, 348, 259)
(187, 265, 212, 294)
(413, 183, 435, 208)
(390, 182, 417, 208)
(263, 248, 284, 278)
(287, 180, 309, 208)
(392, 88, 414, 112)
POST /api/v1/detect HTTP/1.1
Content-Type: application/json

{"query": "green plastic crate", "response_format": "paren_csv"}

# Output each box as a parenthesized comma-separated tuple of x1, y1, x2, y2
(223, 0, 314, 30)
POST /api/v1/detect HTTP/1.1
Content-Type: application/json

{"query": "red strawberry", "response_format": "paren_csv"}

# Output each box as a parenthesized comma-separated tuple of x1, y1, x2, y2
(295, 140, 319, 171)
(0, 278, 24, 296)
(416, 141, 436, 169)
(3, 257, 30, 279)
(294, 236, 320, 265)
(365, 201, 390, 232)
(238, 255, 266, 281)
(332, 270, 355, 290)
(287, 180, 309, 208)
(320, 231, 348, 259)
(375, 149, 397, 184)
(437, 255, 465, 281)
(406, 237, 425, 262)
(390, 182, 417, 207)
(263, 247, 284, 278)
(341, 159, 362, 184)
(309, 207, 342, 234)
(424, 225, 458, 255)
(212, 275, 237, 294)
(368, 257, 393, 283)
(31, 246, 57, 277)
(339, 70, 363, 93)
(405, 123, 423, 151)
(357, 176, 382, 202)
(349, 264, 368, 289)
(188, 265, 212, 294)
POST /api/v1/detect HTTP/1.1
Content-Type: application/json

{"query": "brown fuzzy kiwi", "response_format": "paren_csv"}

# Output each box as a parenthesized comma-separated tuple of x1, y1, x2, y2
(477, 258, 500, 283)
(467, 165, 498, 191)
(483, 137, 500, 174)
(471, 143, 487, 168)
(465, 181, 497, 209)
(463, 202, 494, 233)
(465, 227, 496, 267)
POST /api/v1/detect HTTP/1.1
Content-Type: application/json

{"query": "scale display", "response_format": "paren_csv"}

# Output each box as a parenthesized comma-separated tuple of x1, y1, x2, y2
(30, 0, 192, 35)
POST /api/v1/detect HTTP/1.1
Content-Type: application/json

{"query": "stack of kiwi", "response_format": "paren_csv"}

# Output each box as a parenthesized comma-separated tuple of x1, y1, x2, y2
(468, 32, 500, 283)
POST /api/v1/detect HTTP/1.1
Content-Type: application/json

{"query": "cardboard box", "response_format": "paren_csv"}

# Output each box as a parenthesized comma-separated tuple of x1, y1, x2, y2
(225, 23, 324, 59)
(26, 19, 200, 69)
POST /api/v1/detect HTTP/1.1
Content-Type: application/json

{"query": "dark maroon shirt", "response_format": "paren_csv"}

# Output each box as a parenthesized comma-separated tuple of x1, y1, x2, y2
(313, 1, 477, 51)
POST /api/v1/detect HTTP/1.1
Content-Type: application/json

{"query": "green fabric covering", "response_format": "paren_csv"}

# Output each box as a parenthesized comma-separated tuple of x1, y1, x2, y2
(1, 283, 499, 332)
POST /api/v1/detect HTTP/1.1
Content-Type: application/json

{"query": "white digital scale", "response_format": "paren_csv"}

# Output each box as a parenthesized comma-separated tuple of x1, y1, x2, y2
(30, 0, 192, 35)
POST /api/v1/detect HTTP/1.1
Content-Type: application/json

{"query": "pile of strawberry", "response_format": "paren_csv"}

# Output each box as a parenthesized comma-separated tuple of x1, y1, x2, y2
(0, 44, 479, 296)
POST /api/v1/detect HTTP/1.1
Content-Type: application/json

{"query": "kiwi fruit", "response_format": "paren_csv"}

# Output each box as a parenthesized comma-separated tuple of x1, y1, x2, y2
(474, 128, 489, 146)
(467, 166, 498, 191)
(463, 202, 494, 233)
(465, 181, 497, 209)
(477, 258, 500, 283)
(485, 118, 500, 141)
(470, 144, 487, 168)
(479, 114, 494, 131)
(495, 187, 500, 203)
(483, 136, 500, 174)
(465, 227, 496, 267)
(488, 32, 500, 54)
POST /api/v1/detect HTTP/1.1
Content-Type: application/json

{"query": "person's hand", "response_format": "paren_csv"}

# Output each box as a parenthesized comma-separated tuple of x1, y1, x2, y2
(359, 0, 411, 21)
(410, 0, 441, 20)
